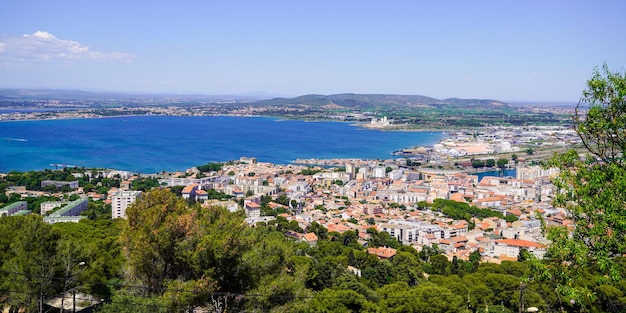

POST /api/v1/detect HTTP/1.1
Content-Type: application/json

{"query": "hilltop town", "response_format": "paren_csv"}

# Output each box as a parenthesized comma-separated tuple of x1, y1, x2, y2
(1, 125, 577, 264)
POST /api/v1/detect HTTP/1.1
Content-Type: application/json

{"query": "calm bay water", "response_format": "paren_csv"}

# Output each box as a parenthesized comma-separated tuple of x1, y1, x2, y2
(0, 116, 445, 173)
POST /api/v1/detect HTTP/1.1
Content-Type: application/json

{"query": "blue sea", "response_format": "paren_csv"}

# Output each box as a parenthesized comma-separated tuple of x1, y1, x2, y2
(0, 116, 445, 173)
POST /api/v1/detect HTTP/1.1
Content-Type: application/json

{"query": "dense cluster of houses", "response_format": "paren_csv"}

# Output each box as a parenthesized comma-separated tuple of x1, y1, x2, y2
(154, 155, 564, 263)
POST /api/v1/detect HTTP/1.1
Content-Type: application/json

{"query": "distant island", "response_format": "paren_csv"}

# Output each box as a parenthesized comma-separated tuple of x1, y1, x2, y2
(0, 88, 576, 129)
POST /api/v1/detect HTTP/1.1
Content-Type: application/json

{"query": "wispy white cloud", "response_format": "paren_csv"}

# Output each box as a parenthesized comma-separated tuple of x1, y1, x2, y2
(0, 31, 135, 64)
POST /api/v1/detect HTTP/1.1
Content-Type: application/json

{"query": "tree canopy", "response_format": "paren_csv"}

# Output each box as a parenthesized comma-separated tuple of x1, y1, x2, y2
(536, 64, 626, 309)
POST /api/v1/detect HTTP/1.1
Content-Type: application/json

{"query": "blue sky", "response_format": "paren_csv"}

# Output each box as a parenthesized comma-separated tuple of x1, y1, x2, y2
(1, 1, 624, 102)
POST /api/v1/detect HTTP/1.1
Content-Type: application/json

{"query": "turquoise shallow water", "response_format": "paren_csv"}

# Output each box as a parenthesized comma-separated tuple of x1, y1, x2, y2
(0, 116, 445, 173)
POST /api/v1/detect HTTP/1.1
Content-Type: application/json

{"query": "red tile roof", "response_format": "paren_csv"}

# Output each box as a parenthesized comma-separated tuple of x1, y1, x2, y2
(367, 247, 397, 259)
(495, 238, 543, 248)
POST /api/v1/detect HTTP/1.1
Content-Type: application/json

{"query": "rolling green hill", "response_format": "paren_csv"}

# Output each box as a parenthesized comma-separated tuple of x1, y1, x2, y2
(249, 93, 508, 110)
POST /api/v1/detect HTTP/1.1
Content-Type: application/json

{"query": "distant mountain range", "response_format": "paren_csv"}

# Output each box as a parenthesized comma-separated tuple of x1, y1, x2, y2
(0, 88, 575, 110)
(248, 93, 511, 110)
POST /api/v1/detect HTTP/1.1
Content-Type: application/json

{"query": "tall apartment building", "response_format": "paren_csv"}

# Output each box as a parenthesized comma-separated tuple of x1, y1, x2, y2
(112, 190, 142, 219)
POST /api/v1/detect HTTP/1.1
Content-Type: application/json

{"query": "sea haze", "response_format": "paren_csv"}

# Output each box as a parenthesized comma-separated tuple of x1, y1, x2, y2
(0, 116, 445, 173)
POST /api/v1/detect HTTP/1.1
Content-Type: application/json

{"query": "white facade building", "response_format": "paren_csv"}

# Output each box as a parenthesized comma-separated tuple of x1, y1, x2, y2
(112, 191, 143, 219)
(373, 167, 386, 178)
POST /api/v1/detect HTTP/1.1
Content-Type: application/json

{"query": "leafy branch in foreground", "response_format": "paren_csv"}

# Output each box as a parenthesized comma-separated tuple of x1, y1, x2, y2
(534, 64, 626, 309)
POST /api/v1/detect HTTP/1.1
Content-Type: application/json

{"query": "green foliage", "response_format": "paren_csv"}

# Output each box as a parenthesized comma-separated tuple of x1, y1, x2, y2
(575, 63, 626, 165)
(472, 159, 486, 168)
(497, 158, 509, 169)
(23, 195, 60, 214)
(0, 215, 61, 311)
(204, 188, 233, 200)
(119, 189, 255, 310)
(96, 291, 169, 313)
(168, 185, 185, 196)
(245, 264, 312, 312)
(120, 189, 194, 292)
(304, 288, 376, 312)
(391, 251, 423, 286)
(274, 194, 291, 206)
(195, 162, 224, 172)
(308, 222, 328, 240)
(534, 64, 626, 308)
(430, 198, 505, 224)
(53, 219, 123, 284)
(2, 168, 81, 191)
(367, 228, 401, 249)
(503, 214, 519, 223)
(378, 281, 464, 313)
(130, 177, 160, 191)
(429, 254, 451, 275)
(299, 167, 322, 175)
(405, 159, 421, 167)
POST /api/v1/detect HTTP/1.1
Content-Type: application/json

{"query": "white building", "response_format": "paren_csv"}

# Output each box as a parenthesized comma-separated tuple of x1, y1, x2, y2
(373, 167, 387, 178)
(345, 163, 356, 179)
(380, 219, 450, 245)
(516, 165, 559, 180)
(40, 201, 64, 215)
(112, 191, 143, 219)
(491, 238, 546, 259)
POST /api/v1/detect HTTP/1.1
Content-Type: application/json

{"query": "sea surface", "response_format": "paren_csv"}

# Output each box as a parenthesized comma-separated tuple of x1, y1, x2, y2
(0, 116, 445, 173)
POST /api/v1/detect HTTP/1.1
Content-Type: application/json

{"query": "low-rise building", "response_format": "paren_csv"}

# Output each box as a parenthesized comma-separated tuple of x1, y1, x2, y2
(41, 201, 64, 215)
(41, 180, 79, 189)
(0, 201, 30, 216)
(491, 238, 545, 259)
(44, 198, 89, 224)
